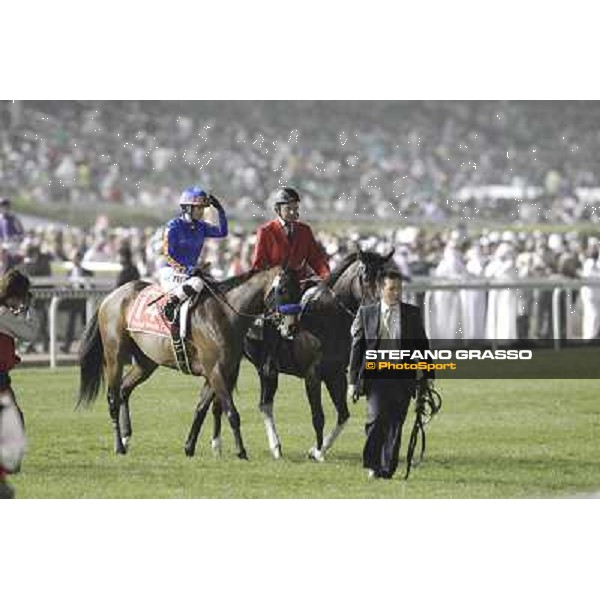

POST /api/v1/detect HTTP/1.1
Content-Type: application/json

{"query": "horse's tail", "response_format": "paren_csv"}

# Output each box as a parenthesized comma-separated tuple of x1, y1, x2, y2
(77, 309, 104, 408)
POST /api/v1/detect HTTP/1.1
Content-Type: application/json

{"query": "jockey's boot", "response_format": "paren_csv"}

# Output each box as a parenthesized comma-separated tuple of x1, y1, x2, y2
(162, 284, 197, 326)
(259, 323, 279, 377)
(0, 479, 15, 499)
(162, 296, 181, 325)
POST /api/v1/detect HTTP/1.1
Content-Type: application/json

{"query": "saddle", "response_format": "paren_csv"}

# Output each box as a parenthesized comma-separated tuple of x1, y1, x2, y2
(126, 284, 195, 374)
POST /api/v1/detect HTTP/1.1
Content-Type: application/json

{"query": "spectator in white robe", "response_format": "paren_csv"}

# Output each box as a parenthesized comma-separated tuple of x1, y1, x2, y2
(580, 245, 600, 339)
(393, 244, 412, 281)
(462, 241, 487, 339)
(485, 242, 518, 340)
(393, 244, 412, 302)
(428, 241, 466, 340)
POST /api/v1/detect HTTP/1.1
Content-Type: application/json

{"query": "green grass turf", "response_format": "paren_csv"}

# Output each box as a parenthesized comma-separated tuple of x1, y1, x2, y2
(10, 362, 600, 498)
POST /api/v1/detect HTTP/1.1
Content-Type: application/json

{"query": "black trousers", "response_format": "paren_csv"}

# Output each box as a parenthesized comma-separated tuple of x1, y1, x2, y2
(363, 378, 413, 479)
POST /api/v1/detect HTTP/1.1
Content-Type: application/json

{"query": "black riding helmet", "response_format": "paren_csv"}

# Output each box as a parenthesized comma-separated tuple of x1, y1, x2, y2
(271, 187, 301, 208)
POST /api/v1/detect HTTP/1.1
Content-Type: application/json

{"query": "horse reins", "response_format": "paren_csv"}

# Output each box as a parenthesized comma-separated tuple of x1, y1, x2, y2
(199, 274, 277, 321)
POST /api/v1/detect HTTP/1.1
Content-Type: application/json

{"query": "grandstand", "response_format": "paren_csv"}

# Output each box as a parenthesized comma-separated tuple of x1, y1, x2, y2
(3, 100, 600, 225)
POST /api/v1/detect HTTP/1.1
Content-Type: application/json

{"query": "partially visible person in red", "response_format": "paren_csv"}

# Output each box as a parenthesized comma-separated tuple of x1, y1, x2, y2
(0, 269, 39, 499)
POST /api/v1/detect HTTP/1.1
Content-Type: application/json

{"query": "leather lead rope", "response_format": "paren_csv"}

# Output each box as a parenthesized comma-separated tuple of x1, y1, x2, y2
(404, 385, 443, 480)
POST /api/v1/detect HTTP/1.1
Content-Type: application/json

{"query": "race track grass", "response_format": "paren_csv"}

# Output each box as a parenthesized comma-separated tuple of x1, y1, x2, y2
(12, 362, 600, 498)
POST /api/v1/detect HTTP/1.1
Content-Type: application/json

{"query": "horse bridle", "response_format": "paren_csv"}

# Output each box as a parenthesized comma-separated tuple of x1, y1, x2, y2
(312, 263, 372, 318)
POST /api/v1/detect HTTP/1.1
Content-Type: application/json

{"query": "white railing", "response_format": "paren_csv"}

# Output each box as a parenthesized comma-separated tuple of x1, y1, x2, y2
(32, 280, 115, 368)
(29, 277, 600, 368)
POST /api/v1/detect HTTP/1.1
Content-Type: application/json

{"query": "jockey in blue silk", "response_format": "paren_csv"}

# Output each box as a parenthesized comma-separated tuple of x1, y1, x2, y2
(159, 186, 228, 324)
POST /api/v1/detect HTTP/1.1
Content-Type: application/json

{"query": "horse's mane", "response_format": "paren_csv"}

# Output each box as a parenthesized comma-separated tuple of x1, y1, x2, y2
(212, 269, 260, 295)
(323, 252, 358, 288)
(207, 251, 378, 296)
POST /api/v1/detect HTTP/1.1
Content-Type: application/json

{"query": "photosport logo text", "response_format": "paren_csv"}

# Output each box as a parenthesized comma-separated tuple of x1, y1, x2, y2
(362, 348, 535, 379)
(360, 340, 600, 379)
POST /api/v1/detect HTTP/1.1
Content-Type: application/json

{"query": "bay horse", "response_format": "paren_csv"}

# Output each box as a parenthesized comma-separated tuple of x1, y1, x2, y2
(184, 249, 394, 461)
(77, 265, 282, 459)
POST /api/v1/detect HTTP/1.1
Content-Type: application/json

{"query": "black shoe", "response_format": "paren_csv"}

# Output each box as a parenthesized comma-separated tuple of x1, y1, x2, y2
(0, 480, 15, 499)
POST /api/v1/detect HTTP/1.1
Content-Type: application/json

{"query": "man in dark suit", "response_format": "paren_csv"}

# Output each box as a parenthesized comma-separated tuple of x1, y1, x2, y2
(349, 268, 433, 479)
(60, 249, 94, 354)
(115, 246, 140, 288)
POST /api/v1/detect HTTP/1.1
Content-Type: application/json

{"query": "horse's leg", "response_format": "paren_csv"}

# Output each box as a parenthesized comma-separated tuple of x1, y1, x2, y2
(209, 365, 247, 460)
(119, 355, 158, 451)
(211, 400, 223, 458)
(246, 336, 282, 457)
(104, 345, 127, 455)
(184, 382, 215, 457)
(305, 368, 326, 462)
(259, 370, 282, 459)
(321, 370, 351, 455)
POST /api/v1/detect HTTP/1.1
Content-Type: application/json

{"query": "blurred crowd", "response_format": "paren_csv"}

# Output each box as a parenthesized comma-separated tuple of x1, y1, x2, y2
(2, 100, 600, 223)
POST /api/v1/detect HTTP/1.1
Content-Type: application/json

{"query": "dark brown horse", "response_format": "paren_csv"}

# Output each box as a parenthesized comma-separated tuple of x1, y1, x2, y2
(77, 265, 282, 459)
(184, 249, 394, 461)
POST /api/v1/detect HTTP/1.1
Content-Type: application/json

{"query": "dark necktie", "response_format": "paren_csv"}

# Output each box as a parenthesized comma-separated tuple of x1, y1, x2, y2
(285, 223, 293, 242)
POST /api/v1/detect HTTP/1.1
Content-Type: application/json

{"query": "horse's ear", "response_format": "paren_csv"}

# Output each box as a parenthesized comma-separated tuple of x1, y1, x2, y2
(355, 242, 364, 259)
(384, 248, 395, 262)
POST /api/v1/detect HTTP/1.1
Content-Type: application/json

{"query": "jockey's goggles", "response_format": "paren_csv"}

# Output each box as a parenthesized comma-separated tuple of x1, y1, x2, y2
(183, 198, 210, 208)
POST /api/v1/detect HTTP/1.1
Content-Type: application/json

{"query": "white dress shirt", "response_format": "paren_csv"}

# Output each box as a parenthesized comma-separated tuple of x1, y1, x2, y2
(378, 300, 400, 340)
(277, 216, 293, 240)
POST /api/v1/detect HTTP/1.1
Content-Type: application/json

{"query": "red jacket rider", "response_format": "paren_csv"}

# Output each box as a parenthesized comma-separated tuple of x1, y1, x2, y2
(251, 187, 330, 281)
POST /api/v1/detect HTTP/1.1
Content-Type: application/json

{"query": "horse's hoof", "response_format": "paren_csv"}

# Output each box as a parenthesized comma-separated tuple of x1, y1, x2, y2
(115, 446, 127, 455)
(237, 451, 249, 460)
(272, 445, 282, 460)
(308, 447, 325, 462)
(121, 437, 130, 450)
(184, 445, 195, 457)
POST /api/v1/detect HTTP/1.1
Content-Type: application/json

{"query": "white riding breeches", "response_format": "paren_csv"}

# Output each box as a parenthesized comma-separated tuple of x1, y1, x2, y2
(158, 267, 203, 300)
(0, 389, 26, 474)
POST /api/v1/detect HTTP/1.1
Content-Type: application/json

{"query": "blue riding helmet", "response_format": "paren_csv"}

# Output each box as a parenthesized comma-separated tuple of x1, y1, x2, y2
(180, 186, 209, 206)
